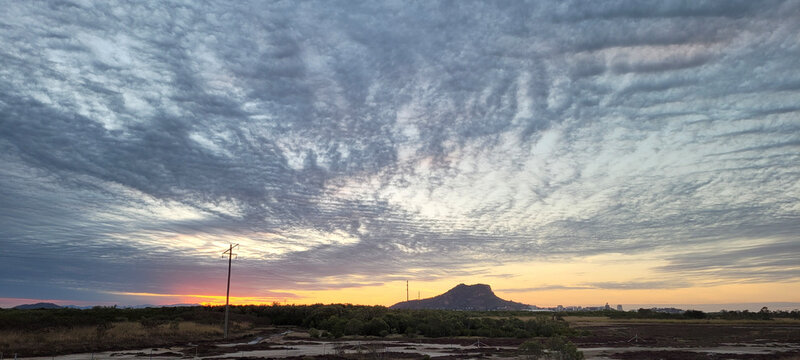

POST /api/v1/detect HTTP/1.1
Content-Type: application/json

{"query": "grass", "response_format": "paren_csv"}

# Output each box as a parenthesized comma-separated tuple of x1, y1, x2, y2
(0, 321, 250, 356)
(459, 313, 800, 327)
(563, 316, 800, 325)
(472, 315, 552, 320)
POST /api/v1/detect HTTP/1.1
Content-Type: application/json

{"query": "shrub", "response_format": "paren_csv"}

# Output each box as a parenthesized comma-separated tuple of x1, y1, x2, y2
(547, 336, 584, 360)
(519, 340, 545, 359)
(139, 317, 165, 329)
(684, 310, 706, 319)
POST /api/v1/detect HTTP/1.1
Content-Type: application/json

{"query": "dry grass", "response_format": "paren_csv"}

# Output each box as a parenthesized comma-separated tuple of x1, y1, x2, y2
(563, 316, 800, 325)
(476, 315, 551, 320)
(0, 321, 250, 356)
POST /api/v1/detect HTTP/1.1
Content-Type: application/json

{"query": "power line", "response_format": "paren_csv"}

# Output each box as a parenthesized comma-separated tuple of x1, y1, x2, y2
(222, 243, 239, 339)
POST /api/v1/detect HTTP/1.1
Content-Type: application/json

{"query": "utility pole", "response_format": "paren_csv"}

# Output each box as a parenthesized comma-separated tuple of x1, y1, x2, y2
(222, 243, 239, 339)
(406, 280, 409, 302)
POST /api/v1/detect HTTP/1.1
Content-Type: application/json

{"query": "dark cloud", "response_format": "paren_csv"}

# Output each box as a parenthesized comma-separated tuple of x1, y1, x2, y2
(551, 0, 770, 21)
(587, 280, 692, 290)
(657, 240, 800, 283)
(498, 285, 595, 293)
(498, 280, 692, 292)
(1, 0, 799, 303)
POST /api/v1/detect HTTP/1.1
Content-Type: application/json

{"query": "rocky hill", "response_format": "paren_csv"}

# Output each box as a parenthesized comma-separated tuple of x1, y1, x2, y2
(390, 283, 530, 311)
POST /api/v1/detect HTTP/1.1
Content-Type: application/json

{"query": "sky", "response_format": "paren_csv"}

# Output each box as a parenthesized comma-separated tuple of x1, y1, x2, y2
(1, 0, 799, 310)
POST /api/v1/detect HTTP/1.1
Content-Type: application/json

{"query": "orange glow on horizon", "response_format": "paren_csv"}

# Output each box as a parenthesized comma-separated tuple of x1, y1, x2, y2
(106, 279, 800, 309)
(103, 252, 800, 308)
(107, 291, 288, 305)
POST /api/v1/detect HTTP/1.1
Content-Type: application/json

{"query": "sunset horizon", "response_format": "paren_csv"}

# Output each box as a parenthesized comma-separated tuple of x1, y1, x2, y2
(3, 276, 800, 312)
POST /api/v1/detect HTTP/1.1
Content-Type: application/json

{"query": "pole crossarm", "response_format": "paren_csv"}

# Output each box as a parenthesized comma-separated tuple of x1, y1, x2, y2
(222, 243, 240, 257)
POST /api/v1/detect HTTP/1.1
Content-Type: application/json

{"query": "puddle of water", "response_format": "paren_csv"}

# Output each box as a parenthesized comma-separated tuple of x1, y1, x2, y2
(207, 340, 501, 359)
(22, 347, 183, 360)
(580, 343, 800, 360)
(17, 339, 800, 360)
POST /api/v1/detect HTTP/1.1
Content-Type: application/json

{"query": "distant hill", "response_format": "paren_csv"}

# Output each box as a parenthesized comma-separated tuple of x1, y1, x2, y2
(13, 302, 62, 309)
(390, 283, 530, 311)
(9, 303, 201, 310)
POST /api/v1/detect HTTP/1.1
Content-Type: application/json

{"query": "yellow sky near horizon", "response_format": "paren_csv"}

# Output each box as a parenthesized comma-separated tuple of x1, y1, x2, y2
(4, 250, 795, 310)
(280, 257, 800, 307)
(101, 253, 799, 308)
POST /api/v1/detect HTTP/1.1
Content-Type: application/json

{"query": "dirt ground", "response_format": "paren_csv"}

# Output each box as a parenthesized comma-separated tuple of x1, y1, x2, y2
(607, 349, 800, 360)
(567, 319, 800, 359)
(568, 319, 800, 347)
(15, 320, 800, 360)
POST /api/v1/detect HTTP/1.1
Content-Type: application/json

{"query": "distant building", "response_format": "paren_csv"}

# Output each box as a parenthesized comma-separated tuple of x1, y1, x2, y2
(617, 304, 623, 311)
(556, 305, 564, 312)
(604, 302, 611, 310)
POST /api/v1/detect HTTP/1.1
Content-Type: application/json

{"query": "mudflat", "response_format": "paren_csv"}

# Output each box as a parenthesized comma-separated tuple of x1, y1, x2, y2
(568, 318, 800, 359)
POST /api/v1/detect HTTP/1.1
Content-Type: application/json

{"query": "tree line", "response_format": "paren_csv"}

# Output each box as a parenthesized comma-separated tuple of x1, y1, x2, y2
(220, 304, 576, 338)
(562, 307, 800, 320)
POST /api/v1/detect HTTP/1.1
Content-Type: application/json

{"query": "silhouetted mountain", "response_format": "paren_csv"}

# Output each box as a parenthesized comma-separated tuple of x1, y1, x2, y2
(13, 302, 62, 309)
(390, 283, 530, 310)
(9, 303, 202, 310)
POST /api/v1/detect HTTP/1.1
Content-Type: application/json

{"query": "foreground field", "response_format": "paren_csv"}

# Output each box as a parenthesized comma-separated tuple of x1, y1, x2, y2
(564, 316, 800, 325)
(7, 323, 800, 360)
(567, 318, 800, 359)
(0, 320, 245, 356)
(3, 306, 800, 359)
(5, 320, 800, 360)
(0, 305, 574, 355)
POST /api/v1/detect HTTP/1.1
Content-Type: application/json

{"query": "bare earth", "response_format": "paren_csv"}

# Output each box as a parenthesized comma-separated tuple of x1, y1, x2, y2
(13, 320, 800, 360)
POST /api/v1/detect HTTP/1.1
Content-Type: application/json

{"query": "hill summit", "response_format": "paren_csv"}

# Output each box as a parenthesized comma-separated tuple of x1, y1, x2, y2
(389, 283, 530, 311)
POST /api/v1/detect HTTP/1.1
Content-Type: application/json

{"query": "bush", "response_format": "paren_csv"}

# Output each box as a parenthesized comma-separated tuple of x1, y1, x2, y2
(684, 310, 706, 319)
(139, 317, 165, 329)
(364, 318, 390, 336)
(96, 322, 112, 338)
(344, 318, 364, 335)
(547, 336, 584, 360)
(519, 340, 545, 359)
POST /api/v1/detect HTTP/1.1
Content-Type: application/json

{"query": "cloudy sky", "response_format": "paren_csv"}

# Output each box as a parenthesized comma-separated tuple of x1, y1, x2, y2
(1, 0, 799, 309)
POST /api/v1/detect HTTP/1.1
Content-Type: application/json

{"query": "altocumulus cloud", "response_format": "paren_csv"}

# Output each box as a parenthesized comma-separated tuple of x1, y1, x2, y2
(1, 0, 799, 302)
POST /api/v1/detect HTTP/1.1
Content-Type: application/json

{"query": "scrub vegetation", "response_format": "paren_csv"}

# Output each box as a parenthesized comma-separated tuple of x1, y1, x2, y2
(0, 304, 576, 355)
(0, 321, 224, 356)
(4, 304, 795, 357)
(561, 307, 800, 321)
(248, 304, 576, 338)
(0, 306, 235, 355)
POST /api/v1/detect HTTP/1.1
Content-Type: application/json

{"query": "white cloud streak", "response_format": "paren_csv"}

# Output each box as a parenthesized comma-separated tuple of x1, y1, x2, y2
(0, 0, 798, 301)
